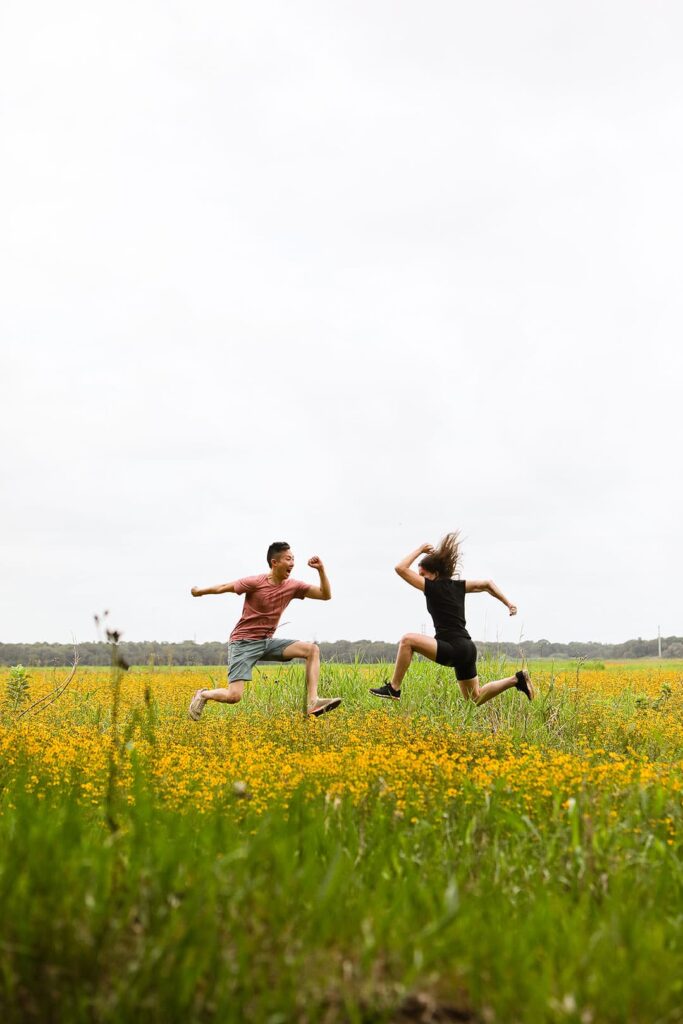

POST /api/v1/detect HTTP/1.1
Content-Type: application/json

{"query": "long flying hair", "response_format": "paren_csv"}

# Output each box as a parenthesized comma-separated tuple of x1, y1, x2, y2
(419, 531, 462, 579)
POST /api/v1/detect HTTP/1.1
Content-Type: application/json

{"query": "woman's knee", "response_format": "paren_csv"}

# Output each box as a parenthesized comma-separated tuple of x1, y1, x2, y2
(459, 678, 480, 702)
(400, 633, 418, 650)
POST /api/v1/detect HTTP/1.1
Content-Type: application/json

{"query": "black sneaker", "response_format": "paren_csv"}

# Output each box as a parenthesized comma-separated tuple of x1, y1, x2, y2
(515, 669, 535, 700)
(370, 682, 401, 700)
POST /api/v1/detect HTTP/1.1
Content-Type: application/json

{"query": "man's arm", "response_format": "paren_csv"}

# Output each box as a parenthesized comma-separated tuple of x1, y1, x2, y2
(191, 582, 237, 597)
(304, 556, 331, 600)
(465, 579, 517, 616)
(394, 543, 433, 592)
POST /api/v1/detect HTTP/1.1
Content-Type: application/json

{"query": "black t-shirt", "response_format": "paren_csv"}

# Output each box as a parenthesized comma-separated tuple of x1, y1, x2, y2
(424, 578, 470, 640)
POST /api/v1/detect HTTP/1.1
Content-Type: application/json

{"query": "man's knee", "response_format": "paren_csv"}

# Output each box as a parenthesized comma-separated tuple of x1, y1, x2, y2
(284, 641, 319, 661)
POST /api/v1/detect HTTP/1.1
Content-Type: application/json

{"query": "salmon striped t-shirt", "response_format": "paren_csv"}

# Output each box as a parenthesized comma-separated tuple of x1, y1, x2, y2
(229, 574, 310, 641)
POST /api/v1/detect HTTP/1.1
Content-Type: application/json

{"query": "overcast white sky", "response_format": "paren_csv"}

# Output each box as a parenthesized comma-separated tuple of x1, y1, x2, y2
(2, 1, 682, 647)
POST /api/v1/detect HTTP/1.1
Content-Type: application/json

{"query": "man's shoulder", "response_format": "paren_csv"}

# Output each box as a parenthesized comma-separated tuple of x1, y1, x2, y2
(285, 577, 310, 598)
(286, 577, 309, 590)
(235, 573, 268, 592)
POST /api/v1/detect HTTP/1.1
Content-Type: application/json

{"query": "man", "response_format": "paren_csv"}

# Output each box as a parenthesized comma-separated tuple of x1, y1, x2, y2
(188, 542, 342, 719)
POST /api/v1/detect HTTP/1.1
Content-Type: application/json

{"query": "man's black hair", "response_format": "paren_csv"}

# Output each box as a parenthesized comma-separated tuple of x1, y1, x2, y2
(267, 541, 290, 567)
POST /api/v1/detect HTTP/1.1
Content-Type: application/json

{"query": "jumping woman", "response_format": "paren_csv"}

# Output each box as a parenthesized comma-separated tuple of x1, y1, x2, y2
(370, 534, 534, 705)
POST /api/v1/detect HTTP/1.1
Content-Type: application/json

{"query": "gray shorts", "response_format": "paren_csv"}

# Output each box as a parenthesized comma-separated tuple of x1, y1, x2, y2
(227, 637, 297, 682)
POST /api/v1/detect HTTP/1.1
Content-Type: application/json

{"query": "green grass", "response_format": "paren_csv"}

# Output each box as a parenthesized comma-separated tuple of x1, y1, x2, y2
(1, 660, 682, 1022)
(2, 769, 682, 1024)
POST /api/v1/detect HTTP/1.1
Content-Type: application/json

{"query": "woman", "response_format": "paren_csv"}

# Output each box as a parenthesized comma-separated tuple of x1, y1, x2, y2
(370, 533, 534, 705)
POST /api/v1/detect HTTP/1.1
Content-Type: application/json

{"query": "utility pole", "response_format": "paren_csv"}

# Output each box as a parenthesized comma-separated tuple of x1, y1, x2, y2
(658, 625, 662, 659)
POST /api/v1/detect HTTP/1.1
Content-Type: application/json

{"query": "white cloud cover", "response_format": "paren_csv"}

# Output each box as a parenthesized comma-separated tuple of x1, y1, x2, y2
(1, 0, 681, 646)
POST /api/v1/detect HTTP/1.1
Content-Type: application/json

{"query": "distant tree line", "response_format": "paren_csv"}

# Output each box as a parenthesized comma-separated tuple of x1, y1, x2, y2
(1, 635, 682, 667)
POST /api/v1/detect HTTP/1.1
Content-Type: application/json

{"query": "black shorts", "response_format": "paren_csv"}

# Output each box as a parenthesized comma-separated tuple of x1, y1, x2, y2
(435, 636, 477, 681)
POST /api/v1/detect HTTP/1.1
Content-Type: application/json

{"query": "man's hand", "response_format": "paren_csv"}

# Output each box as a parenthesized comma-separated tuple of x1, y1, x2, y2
(306, 556, 331, 600)
(190, 581, 236, 597)
(508, 604, 518, 616)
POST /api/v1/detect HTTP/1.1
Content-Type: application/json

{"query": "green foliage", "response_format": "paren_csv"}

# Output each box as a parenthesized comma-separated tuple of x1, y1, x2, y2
(0, 774, 681, 1023)
(4, 664, 31, 713)
(2, 637, 683, 666)
(635, 682, 673, 713)
(1, 661, 682, 1021)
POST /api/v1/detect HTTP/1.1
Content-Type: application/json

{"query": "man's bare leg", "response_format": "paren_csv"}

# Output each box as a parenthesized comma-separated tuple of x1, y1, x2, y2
(281, 641, 341, 716)
(199, 644, 322, 707)
(202, 680, 246, 704)
(188, 679, 245, 719)
(282, 641, 320, 704)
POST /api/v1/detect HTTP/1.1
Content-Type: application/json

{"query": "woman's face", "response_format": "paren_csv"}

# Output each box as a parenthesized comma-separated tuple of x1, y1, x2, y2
(418, 565, 438, 581)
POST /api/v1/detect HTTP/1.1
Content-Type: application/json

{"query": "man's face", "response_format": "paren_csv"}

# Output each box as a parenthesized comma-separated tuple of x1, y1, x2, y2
(272, 549, 295, 577)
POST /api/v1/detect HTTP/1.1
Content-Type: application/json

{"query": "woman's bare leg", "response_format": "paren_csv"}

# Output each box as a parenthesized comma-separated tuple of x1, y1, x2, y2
(390, 633, 439, 690)
(458, 674, 519, 706)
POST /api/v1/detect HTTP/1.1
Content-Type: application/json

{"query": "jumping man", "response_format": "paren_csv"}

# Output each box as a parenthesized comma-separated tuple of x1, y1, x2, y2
(189, 542, 342, 719)
(370, 533, 534, 705)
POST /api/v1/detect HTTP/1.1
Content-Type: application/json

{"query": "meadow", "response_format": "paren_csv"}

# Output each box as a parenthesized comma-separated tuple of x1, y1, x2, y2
(1, 656, 682, 1023)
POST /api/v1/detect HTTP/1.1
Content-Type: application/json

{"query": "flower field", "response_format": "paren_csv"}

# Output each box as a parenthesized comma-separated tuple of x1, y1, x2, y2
(1, 658, 682, 1023)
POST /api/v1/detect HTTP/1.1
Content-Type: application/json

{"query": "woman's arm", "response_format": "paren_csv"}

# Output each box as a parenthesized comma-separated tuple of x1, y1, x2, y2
(465, 579, 517, 616)
(394, 543, 433, 592)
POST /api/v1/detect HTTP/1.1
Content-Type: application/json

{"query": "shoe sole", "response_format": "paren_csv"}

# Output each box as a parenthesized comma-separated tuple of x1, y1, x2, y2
(518, 671, 535, 701)
(188, 693, 206, 720)
(308, 698, 342, 717)
(370, 691, 400, 700)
